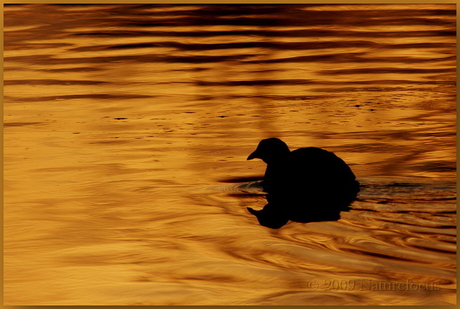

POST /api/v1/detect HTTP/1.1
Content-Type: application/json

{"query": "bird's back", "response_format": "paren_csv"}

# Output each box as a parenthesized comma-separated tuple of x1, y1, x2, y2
(289, 147, 357, 184)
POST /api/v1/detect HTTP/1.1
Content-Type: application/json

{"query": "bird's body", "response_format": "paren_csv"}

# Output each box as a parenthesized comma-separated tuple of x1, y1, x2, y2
(263, 147, 358, 202)
(246, 138, 359, 228)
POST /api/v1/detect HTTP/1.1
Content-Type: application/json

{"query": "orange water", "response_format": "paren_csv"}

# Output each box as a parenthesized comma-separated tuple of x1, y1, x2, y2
(4, 4, 456, 305)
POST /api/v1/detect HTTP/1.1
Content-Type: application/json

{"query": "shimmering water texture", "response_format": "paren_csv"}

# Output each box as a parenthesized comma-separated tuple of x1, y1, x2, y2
(4, 4, 456, 306)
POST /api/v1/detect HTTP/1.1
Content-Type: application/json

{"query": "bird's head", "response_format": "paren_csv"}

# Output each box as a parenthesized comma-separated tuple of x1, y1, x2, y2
(247, 138, 290, 164)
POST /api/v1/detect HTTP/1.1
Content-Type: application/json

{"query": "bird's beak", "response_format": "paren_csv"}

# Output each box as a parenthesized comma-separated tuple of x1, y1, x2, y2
(247, 207, 258, 215)
(247, 150, 259, 160)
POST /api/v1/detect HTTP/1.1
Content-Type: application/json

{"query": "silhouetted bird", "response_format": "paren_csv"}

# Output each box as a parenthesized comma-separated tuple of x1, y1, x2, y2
(246, 138, 360, 228)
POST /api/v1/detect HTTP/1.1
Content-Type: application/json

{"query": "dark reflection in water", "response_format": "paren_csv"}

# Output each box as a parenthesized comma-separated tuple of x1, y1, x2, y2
(4, 3, 456, 306)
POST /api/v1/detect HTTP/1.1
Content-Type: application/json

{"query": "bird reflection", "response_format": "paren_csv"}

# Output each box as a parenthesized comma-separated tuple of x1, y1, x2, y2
(247, 138, 360, 229)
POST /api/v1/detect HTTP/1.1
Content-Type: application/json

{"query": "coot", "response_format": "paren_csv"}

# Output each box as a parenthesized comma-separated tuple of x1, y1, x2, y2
(246, 138, 359, 228)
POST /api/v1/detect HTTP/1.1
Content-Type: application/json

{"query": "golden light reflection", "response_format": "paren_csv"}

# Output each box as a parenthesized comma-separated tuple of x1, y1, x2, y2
(4, 3, 456, 306)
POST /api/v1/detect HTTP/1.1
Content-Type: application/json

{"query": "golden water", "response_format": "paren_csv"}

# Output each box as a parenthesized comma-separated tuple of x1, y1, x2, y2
(4, 4, 456, 305)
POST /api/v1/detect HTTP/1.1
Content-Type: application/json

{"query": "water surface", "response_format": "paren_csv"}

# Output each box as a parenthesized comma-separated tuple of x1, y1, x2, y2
(4, 4, 456, 305)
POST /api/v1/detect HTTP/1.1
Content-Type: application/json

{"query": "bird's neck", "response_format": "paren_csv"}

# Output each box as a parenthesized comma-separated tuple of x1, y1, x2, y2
(266, 154, 288, 164)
